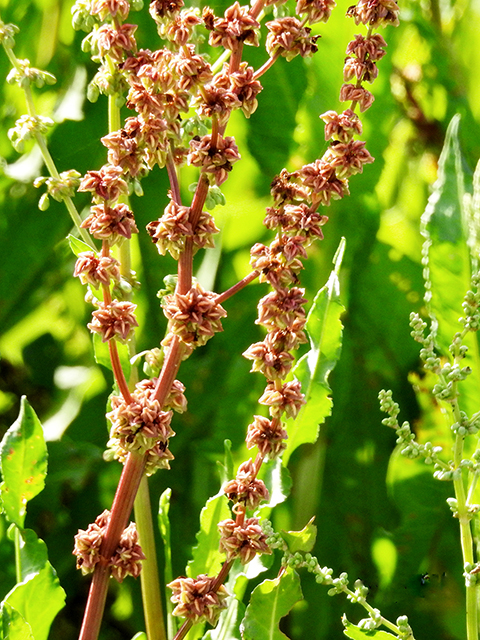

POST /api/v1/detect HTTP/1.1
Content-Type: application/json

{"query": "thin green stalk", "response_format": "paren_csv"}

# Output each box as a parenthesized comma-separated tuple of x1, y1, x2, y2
(135, 476, 167, 640)
(14, 526, 22, 584)
(1, 41, 95, 249)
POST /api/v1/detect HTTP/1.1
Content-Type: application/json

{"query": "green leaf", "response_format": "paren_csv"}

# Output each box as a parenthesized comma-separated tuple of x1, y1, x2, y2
(420, 114, 480, 416)
(283, 238, 346, 465)
(240, 567, 303, 640)
(17, 528, 48, 582)
(0, 397, 47, 528)
(342, 618, 398, 640)
(280, 517, 317, 554)
(3, 563, 65, 640)
(131, 633, 147, 640)
(186, 492, 231, 579)
(0, 602, 34, 640)
(67, 234, 94, 257)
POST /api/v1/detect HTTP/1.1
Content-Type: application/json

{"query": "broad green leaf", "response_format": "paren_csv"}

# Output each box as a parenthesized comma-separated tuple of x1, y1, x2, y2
(131, 633, 147, 640)
(67, 234, 95, 257)
(0, 397, 47, 528)
(17, 528, 48, 582)
(342, 618, 397, 640)
(260, 459, 292, 513)
(283, 238, 345, 465)
(420, 114, 480, 416)
(3, 563, 66, 640)
(280, 517, 317, 554)
(240, 567, 303, 640)
(186, 492, 230, 579)
(0, 602, 34, 640)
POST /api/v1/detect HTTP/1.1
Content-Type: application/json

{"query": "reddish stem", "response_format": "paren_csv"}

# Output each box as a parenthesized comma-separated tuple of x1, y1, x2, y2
(216, 270, 260, 305)
(78, 452, 146, 640)
(108, 340, 133, 403)
(167, 145, 182, 205)
(153, 335, 184, 404)
(253, 53, 280, 80)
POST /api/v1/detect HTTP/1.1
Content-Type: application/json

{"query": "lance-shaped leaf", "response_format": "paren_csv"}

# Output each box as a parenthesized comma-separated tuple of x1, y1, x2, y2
(186, 492, 231, 579)
(240, 567, 303, 640)
(420, 114, 480, 417)
(283, 238, 346, 466)
(0, 397, 47, 528)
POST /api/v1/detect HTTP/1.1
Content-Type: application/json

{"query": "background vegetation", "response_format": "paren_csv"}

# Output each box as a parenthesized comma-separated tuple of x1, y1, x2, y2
(1, 0, 480, 639)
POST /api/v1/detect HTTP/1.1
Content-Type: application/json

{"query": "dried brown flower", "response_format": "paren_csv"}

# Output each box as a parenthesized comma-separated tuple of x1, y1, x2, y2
(78, 164, 128, 203)
(259, 380, 305, 419)
(88, 300, 138, 343)
(207, 2, 260, 50)
(339, 82, 374, 112)
(295, 0, 336, 24)
(168, 574, 228, 625)
(223, 459, 269, 510)
(320, 109, 362, 142)
(188, 134, 241, 185)
(266, 17, 319, 61)
(298, 159, 350, 205)
(110, 522, 145, 582)
(81, 202, 138, 243)
(246, 415, 288, 458)
(91, 0, 130, 20)
(347, 0, 400, 28)
(163, 283, 227, 346)
(74, 252, 121, 288)
(218, 517, 272, 563)
(323, 139, 374, 178)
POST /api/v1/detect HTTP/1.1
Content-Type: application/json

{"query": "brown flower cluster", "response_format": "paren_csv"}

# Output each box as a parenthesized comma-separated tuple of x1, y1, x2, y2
(73, 510, 145, 582)
(162, 282, 227, 347)
(188, 134, 241, 185)
(106, 378, 183, 475)
(168, 574, 229, 625)
(218, 517, 271, 563)
(146, 199, 219, 260)
(265, 17, 320, 61)
(223, 459, 269, 511)
(88, 300, 138, 343)
(204, 2, 260, 50)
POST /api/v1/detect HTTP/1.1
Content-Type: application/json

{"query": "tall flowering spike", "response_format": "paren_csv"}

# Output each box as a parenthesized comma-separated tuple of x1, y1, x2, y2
(218, 517, 272, 563)
(168, 574, 229, 625)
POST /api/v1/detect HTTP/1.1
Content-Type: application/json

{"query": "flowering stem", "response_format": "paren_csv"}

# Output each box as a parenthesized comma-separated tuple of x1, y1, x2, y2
(216, 270, 260, 304)
(253, 53, 280, 80)
(167, 145, 182, 205)
(1, 41, 95, 249)
(134, 476, 167, 640)
(79, 452, 146, 640)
